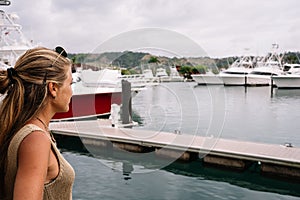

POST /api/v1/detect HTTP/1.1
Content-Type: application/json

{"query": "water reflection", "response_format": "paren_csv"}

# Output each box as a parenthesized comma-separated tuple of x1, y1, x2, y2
(122, 161, 134, 180)
(273, 89, 300, 99)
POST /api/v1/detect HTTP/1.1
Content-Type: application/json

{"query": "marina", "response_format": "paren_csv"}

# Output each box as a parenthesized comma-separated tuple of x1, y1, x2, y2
(1, 3, 300, 199)
(49, 82, 300, 199)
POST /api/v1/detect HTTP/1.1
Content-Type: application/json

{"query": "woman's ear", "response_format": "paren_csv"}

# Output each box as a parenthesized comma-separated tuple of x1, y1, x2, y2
(48, 82, 58, 99)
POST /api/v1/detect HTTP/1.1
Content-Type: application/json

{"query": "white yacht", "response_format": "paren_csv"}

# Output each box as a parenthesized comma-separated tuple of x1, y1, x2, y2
(81, 68, 121, 88)
(156, 67, 171, 82)
(272, 64, 300, 89)
(80, 68, 150, 89)
(0, 10, 33, 69)
(169, 66, 184, 82)
(246, 44, 284, 86)
(141, 68, 159, 85)
(219, 56, 254, 86)
(191, 70, 223, 85)
(121, 74, 148, 88)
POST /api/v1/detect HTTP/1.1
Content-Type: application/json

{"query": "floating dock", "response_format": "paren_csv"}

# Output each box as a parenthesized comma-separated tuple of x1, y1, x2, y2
(50, 120, 300, 181)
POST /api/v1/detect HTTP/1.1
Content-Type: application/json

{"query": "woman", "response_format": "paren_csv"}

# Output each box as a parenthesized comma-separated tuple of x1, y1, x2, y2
(0, 47, 75, 200)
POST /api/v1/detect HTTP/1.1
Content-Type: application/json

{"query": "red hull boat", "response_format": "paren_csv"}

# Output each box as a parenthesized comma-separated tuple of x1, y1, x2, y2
(51, 71, 140, 121)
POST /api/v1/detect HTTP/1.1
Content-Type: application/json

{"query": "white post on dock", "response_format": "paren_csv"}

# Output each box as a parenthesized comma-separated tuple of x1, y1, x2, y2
(121, 80, 132, 126)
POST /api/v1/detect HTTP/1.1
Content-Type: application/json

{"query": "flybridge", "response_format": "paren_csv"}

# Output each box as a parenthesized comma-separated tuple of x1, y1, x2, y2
(0, 8, 33, 69)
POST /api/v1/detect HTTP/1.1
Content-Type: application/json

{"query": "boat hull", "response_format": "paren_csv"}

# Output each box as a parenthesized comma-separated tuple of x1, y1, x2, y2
(220, 74, 247, 86)
(272, 75, 300, 89)
(245, 75, 271, 86)
(52, 92, 122, 121)
(191, 74, 223, 85)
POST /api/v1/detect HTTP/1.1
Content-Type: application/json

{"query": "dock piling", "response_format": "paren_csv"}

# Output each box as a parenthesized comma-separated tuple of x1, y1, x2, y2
(244, 75, 248, 93)
(270, 77, 274, 97)
(121, 80, 132, 126)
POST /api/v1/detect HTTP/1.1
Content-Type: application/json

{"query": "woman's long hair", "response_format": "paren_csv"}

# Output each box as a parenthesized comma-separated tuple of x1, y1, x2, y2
(0, 47, 71, 199)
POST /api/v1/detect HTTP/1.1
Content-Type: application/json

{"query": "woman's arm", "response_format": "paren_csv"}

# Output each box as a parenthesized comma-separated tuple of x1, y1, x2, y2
(13, 131, 51, 200)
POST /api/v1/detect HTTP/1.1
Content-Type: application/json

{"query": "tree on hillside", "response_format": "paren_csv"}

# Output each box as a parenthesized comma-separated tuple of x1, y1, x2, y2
(282, 52, 300, 64)
(148, 56, 160, 64)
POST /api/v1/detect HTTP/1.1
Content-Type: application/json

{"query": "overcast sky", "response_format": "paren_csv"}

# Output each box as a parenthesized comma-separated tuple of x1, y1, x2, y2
(4, 0, 300, 57)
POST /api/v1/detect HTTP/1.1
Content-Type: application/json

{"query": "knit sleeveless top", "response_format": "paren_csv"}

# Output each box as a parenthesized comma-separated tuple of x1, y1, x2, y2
(5, 124, 75, 200)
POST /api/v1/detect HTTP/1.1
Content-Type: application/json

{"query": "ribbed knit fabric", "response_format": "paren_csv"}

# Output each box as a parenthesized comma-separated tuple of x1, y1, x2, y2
(5, 124, 75, 200)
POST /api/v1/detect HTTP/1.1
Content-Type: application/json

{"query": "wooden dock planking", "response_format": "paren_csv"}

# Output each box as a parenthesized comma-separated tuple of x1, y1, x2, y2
(50, 120, 300, 169)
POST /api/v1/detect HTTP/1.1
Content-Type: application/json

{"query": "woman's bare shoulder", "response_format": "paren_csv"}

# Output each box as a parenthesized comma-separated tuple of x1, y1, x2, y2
(14, 131, 52, 199)
(18, 130, 51, 160)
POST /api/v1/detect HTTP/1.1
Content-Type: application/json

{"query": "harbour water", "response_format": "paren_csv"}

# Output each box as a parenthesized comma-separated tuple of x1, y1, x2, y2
(59, 82, 300, 200)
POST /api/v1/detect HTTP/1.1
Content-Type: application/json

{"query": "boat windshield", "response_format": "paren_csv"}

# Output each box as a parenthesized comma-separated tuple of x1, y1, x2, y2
(223, 71, 248, 75)
(249, 71, 278, 76)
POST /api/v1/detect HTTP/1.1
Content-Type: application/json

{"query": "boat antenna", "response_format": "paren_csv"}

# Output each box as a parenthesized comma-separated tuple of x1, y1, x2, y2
(0, 0, 10, 6)
(272, 43, 279, 49)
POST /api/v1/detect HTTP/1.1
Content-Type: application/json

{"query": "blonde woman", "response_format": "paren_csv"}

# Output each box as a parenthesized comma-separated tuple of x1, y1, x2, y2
(0, 47, 75, 200)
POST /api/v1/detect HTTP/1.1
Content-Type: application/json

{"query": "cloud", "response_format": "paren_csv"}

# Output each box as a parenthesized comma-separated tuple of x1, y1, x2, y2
(5, 0, 300, 57)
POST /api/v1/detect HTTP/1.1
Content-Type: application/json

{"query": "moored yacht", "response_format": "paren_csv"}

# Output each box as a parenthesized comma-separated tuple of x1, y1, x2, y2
(142, 68, 159, 84)
(53, 68, 144, 121)
(272, 64, 300, 89)
(219, 55, 254, 86)
(169, 66, 184, 82)
(0, 10, 33, 69)
(156, 67, 171, 82)
(246, 44, 284, 86)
